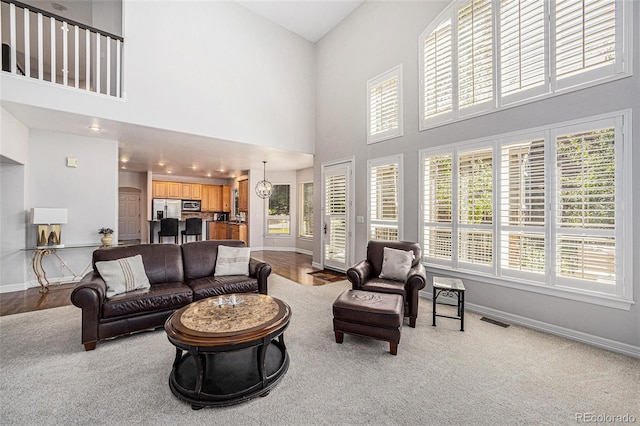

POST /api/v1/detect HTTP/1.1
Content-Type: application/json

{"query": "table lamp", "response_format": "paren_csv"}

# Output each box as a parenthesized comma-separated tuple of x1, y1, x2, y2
(31, 208, 68, 247)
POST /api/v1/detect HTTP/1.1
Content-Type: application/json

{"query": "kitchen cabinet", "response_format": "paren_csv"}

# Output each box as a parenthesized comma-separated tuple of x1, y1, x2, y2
(201, 185, 222, 212)
(152, 181, 168, 198)
(238, 179, 248, 211)
(230, 224, 248, 245)
(222, 185, 231, 212)
(181, 183, 192, 199)
(191, 184, 202, 200)
(209, 222, 229, 240)
(167, 182, 181, 199)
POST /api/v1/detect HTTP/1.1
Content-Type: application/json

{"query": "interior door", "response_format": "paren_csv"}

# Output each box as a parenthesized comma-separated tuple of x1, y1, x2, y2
(323, 161, 352, 272)
(118, 190, 141, 241)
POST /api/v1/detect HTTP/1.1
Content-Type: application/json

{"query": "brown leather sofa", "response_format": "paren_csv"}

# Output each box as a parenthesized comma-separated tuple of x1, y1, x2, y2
(346, 240, 426, 327)
(71, 240, 271, 351)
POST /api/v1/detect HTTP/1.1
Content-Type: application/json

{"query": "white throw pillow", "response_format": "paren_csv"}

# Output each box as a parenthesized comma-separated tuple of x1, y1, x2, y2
(379, 247, 414, 282)
(214, 245, 250, 277)
(95, 254, 151, 298)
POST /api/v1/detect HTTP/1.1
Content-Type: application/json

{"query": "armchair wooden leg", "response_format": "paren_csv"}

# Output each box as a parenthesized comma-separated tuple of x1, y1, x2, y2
(335, 331, 344, 344)
(83, 341, 97, 351)
(409, 317, 416, 328)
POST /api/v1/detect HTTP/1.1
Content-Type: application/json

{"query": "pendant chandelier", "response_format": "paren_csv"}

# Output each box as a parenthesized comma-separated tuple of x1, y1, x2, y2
(255, 160, 273, 199)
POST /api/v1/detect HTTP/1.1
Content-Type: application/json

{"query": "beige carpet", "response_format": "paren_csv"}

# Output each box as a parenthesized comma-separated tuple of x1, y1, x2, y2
(0, 275, 638, 425)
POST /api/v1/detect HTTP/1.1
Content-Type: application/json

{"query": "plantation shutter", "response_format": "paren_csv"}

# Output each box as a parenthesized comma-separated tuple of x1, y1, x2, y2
(325, 173, 347, 263)
(422, 153, 453, 262)
(500, 139, 546, 274)
(458, 0, 493, 110)
(556, 126, 616, 284)
(555, 0, 616, 80)
(500, 0, 546, 98)
(423, 19, 453, 119)
(369, 160, 400, 241)
(368, 66, 402, 143)
(458, 147, 493, 266)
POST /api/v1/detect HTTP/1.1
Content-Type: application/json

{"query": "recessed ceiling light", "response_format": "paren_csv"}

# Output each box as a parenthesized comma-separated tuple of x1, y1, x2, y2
(120, 158, 128, 163)
(121, 165, 127, 169)
(191, 165, 197, 170)
(217, 168, 225, 173)
(206, 173, 212, 177)
(167, 170, 173, 174)
(88, 125, 101, 131)
(158, 161, 165, 166)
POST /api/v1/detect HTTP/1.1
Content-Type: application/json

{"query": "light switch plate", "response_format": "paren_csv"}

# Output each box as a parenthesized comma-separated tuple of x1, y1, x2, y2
(66, 157, 78, 167)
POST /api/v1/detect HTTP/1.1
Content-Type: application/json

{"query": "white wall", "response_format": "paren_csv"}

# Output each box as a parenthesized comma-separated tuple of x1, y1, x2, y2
(315, 1, 640, 350)
(296, 167, 313, 254)
(25, 130, 118, 286)
(0, 108, 29, 164)
(0, 1, 316, 156)
(0, 108, 29, 291)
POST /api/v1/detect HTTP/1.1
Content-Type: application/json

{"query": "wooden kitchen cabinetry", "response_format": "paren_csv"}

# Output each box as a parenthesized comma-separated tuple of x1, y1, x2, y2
(230, 223, 247, 245)
(152, 181, 203, 200)
(209, 222, 247, 245)
(152, 181, 168, 198)
(191, 184, 202, 200)
(167, 182, 181, 198)
(222, 185, 231, 212)
(201, 185, 221, 212)
(238, 179, 248, 211)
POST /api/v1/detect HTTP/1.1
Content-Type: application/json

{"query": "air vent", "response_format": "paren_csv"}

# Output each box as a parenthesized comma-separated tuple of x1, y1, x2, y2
(480, 317, 510, 328)
(51, 3, 68, 12)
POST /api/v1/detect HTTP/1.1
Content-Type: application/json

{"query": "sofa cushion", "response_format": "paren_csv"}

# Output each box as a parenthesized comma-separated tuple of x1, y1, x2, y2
(102, 282, 193, 318)
(93, 244, 184, 285)
(214, 245, 250, 276)
(95, 255, 151, 298)
(188, 275, 259, 301)
(379, 247, 414, 282)
(182, 240, 247, 281)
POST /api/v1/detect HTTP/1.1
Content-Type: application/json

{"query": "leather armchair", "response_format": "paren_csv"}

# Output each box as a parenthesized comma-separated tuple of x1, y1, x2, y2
(347, 240, 427, 327)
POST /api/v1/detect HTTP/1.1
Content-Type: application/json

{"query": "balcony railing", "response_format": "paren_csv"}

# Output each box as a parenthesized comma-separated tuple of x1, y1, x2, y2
(1, 0, 123, 98)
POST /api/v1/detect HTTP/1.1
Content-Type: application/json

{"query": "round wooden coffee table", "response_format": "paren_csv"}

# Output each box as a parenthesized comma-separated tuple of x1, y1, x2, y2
(164, 293, 291, 409)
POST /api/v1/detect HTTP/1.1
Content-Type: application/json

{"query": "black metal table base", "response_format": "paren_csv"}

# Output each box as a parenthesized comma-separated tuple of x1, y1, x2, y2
(432, 288, 465, 331)
(169, 339, 289, 409)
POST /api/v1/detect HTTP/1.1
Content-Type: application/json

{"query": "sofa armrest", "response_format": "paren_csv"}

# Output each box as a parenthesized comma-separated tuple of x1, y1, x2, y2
(70, 272, 107, 350)
(249, 258, 271, 295)
(346, 260, 372, 290)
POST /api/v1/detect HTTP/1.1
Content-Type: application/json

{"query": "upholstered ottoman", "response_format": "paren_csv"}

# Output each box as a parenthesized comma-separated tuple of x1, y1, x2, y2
(332, 290, 404, 355)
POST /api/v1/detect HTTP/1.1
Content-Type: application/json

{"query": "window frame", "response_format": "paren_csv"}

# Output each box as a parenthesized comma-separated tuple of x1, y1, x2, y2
(265, 184, 291, 237)
(367, 154, 404, 241)
(419, 110, 632, 309)
(367, 65, 404, 144)
(298, 181, 313, 239)
(419, 0, 632, 130)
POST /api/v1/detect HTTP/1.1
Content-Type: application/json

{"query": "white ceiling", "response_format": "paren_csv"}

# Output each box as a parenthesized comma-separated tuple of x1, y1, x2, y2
(3, 1, 363, 179)
(237, 0, 363, 42)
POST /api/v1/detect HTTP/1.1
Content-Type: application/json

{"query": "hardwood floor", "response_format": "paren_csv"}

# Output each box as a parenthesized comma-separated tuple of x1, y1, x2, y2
(0, 251, 345, 317)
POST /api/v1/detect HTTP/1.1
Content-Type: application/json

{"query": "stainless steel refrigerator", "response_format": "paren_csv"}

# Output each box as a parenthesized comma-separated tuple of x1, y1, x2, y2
(152, 199, 181, 220)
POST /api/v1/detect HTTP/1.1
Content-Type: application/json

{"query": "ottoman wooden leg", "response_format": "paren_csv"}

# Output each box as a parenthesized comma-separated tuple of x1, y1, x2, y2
(335, 331, 344, 344)
(389, 342, 398, 355)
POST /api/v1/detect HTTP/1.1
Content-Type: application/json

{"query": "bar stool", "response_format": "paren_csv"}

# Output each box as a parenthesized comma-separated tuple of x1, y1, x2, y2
(158, 218, 179, 244)
(181, 218, 202, 244)
(432, 277, 466, 331)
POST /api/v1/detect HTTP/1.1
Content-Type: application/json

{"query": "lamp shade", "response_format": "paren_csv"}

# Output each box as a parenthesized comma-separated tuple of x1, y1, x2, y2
(31, 208, 68, 224)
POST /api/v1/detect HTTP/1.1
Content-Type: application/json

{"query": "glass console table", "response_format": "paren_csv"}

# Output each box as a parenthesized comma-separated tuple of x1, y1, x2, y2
(23, 244, 114, 293)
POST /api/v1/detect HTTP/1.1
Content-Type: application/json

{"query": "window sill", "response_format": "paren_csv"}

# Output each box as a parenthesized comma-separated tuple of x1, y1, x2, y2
(423, 263, 634, 311)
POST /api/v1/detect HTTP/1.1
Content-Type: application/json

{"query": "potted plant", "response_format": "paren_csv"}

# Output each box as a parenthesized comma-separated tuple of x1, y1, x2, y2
(99, 227, 114, 246)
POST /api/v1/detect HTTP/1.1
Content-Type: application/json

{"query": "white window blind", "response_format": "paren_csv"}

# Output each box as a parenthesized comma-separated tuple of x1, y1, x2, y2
(367, 65, 403, 143)
(423, 19, 453, 119)
(458, 147, 493, 267)
(422, 153, 453, 262)
(325, 174, 347, 263)
(555, 0, 617, 80)
(500, 138, 546, 275)
(500, 0, 546, 98)
(458, 0, 493, 110)
(556, 126, 616, 285)
(420, 0, 628, 130)
(368, 156, 402, 241)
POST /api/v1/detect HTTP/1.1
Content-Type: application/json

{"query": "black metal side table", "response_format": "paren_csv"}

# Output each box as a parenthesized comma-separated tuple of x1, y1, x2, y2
(432, 277, 466, 331)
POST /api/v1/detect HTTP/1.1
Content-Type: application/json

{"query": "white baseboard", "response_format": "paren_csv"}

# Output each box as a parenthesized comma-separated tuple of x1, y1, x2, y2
(419, 292, 639, 359)
(312, 261, 323, 270)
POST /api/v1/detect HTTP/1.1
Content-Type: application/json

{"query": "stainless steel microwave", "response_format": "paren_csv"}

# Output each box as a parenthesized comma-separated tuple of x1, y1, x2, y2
(181, 200, 201, 212)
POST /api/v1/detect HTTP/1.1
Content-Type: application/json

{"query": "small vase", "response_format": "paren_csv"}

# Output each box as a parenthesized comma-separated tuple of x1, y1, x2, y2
(101, 234, 113, 246)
